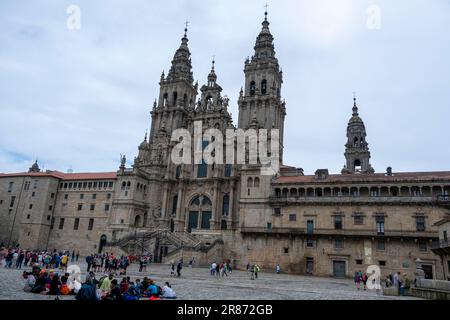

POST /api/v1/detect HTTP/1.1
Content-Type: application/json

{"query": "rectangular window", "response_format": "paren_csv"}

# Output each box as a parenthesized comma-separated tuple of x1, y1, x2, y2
(289, 214, 297, 221)
(10, 196, 16, 207)
(109, 182, 113, 188)
(335, 238, 344, 249)
(74, 218, 80, 230)
(64, 194, 68, 200)
(283, 247, 289, 254)
(32, 192, 35, 197)
(354, 214, 364, 225)
(59, 218, 65, 230)
(334, 215, 343, 229)
(90, 204, 95, 211)
(274, 208, 281, 215)
(93, 182, 97, 188)
(376, 240, 386, 251)
(27, 214, 31, 219)
(83, 182, 87, 189)
(68, 182, 73, 189)
(104, 204, 110, 211)
(0, 200, 3, 204)
(48, 205, 53, 211)
(50, 217, 55, 229)
(356, 259, 363, 265)
(29, 204, 33, 209)
(8, 181, 14, 192)
(224, 164, 232, 177)
(376, 216, 385, 235)
(88, 182, 92, 189)
(78, 204, 83, 211)
(416, 216, 426, 231)
(80, 194, 84, 200)
(33, 180, 38, 189)
(267, 222, 272, 231)
(307, 220, 314, 234)
(379, 260, 386, 266)
(306, 238, 315, 248)
(107, 193, 112, 199)
(50, 193, 55, 199)
(64, 183, 68, 189)
(197, 140, 209, 178)
(418, 240, 428, 252)
(24, 181, 30, 191)
(88, 218, 94, 231)
(92, 194, 97, 200)
(78, 182, 82, 189)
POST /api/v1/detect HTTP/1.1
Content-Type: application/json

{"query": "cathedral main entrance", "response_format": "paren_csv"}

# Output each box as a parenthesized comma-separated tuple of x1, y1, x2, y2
(187, 195, 213, 233)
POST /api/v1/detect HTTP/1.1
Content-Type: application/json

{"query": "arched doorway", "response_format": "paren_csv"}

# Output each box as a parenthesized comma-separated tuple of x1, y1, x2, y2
(99, 234, 107, 253)
(187, 195, 212, 233)
(134, 215, 141, 227)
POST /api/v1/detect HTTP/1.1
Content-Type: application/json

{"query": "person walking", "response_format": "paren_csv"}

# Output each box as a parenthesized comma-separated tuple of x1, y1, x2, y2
(176, 261, 183, 277)
(253, 264, 260, 279)
(276, 264, 281, 274)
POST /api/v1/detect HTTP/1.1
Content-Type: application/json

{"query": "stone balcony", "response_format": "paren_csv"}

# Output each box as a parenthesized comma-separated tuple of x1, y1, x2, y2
(241, 226, 437, 239)
(268, 195, 440, 206)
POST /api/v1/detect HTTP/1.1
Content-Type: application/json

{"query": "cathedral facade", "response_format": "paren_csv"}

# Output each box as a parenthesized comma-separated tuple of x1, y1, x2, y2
(1, 13, 450, 280)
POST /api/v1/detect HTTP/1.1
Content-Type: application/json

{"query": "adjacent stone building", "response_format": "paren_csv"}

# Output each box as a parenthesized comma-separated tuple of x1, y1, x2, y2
(1, 11, 449, 279)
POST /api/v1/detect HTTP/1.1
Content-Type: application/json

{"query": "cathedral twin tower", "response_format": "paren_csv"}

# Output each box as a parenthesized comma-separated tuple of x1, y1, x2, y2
(137, 11, 286, 171)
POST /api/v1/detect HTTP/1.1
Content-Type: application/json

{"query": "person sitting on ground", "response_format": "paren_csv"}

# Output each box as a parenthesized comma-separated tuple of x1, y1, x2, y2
(134, 279, 143, 295)
(102, 279, 123, 301)
(143, 279, 158, 297)
(48, 274, 62, 296)
(162, 282, 176, 299)
(22, 271, 36, 292)
(31, 272, 48, 294)
(123, 281, 141, 301)
(99, 274, 113, 293)
(120, 277, 129, 293)
(75, 275, 98, 301)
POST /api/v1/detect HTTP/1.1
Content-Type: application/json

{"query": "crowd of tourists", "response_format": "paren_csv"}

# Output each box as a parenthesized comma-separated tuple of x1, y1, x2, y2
(21, 266, 176, 300)
(0, 247, 79, 270)
(384, 271, 412, 296)
(210, 261, 233, 277)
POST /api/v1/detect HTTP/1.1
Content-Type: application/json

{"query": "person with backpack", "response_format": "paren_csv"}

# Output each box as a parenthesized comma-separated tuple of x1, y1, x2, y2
(76, 275, 98, 301)
(361, 272, 368, 290)
(253, 264, 260, 279)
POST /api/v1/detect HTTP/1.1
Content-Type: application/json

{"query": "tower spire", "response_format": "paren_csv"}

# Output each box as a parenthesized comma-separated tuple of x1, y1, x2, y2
(352, 92, 358, 116)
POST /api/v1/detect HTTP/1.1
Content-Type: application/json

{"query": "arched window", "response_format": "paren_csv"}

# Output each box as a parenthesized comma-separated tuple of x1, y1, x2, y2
(163, 93, 168, 107)
(121, 181, 126, 190)
(250, 81, 256, 96)
(222, 194, 230, 216)
(188, 195, 212, 232)
(354, 159, 362, 172)
(127, 181, 131, 188)
(172, 195, 178, 216)
(254, 177, 260, 188)
(261, 79, 267, 95)
(183, 93, 188, 107)
(176, 165, 182, 179)
(354, 137, 359, 147)
(247, 177, 253, 187)
(173, 91, 178, 106)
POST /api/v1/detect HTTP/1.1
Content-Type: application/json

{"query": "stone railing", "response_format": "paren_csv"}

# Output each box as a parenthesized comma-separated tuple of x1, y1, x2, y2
(411, 279, 450, 300)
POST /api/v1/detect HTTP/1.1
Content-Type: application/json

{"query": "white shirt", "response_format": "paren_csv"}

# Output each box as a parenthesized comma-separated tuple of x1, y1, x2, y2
(162, 286, 176, 298)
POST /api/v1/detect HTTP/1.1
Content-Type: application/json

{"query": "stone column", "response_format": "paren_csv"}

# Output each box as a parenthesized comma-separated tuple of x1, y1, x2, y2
(174, 187, 183, 231)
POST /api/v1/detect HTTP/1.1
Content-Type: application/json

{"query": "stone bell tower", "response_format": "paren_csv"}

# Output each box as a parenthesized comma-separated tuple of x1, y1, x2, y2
(342, 96, 375, 174)
(237, 10, 286, 163)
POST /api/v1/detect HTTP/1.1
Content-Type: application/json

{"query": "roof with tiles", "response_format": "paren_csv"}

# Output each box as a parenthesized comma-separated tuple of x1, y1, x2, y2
(0, 171, 117, 180)
(274, 171, 450, 185)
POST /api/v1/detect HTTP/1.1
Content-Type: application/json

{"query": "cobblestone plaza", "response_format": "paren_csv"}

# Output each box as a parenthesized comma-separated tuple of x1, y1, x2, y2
(0, 262, 419, 300)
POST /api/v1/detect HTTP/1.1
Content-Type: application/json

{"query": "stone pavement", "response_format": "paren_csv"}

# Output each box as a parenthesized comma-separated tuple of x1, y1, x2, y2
(0, 262, 421, 300)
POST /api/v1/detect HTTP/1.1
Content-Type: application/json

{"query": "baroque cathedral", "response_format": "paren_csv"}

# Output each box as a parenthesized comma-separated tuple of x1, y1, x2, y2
(1, 12, 450, 279)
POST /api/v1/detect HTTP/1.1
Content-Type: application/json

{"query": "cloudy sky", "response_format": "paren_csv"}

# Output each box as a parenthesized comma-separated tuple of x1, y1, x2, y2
(1, 0, 449, 175)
